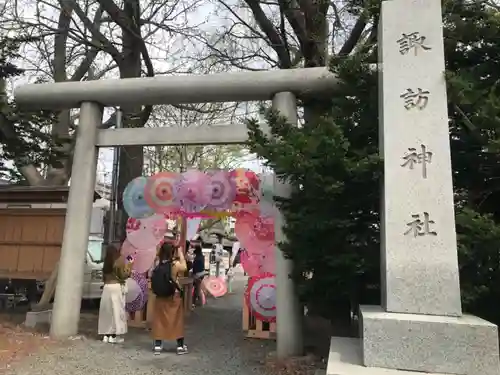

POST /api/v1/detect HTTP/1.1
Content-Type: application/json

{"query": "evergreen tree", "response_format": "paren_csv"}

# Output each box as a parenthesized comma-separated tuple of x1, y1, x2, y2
(247, 0, 500, 323)
(0, 37, 57, 183)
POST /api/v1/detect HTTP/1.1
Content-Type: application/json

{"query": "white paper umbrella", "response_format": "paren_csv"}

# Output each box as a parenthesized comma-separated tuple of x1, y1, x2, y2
(125, 277, 141, 303)
(245, 273, 276, 322)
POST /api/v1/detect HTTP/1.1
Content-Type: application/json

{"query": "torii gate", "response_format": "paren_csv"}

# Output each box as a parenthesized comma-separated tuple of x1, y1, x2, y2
(15, 67, 338, 358)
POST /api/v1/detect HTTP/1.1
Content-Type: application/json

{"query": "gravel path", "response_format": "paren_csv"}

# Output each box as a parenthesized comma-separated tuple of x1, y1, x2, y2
(7, 272, 274, 375)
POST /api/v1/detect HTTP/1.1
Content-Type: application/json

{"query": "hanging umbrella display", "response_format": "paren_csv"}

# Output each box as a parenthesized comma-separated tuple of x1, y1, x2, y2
(202, 276, 228, 298)
(230, 169, 261, 213)
(240, 250, 261, 277)
(125, 271, 148, 313)
(245, 273, 276, 322)
(126, 214, 167, 250)
(174, 170, 211, 214)
(120, 239, 137, 258)
(205, 169, 236, 211)
(235, 211, 275, 254)
(257, 250, 276, 274)
(144, 172, 180, 214)
(132, 246, 157, 274)
(122, 176, 154, 219)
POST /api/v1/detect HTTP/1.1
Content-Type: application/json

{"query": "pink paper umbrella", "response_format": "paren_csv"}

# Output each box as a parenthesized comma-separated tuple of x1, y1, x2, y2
(205, 169, 236, 211)
(235, 212, 275, 255)
(132, 246, 157, 273)
(174, 170, 211, 214)
(235, 212, 258, 253)
(120, 239, 137, 258)
(202, 276, 228, 298)
(240, 250, 261, 277)
(245, 273, 276, 322)
(144, 172, 180, 214)
(230, 168, 260, 214)
(256, 249, 276, 274)
(125, 271, 148, 313)
(126, 214, 167, 250)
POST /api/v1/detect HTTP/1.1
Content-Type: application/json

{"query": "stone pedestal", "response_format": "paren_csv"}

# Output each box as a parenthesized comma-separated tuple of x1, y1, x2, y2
(326, 0, 500, 374)
(360, 306, 499, 375)
(25, 309, 52, 328)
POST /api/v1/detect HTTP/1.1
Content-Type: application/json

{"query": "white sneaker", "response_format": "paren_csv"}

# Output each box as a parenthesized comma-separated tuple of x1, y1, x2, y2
(109, 336, 124, 344)
(176, 345, 188, 355)
(153, 345, 162, 355)
(102, 336, 109, 343)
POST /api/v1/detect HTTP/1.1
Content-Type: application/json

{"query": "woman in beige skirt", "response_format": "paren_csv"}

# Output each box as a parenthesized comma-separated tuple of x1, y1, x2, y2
(98, 244, 131, 343)
(151, 242, 188, 355)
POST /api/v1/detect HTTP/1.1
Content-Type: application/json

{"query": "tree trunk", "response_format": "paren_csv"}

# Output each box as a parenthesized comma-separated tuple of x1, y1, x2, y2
(33, 263, 59, 310)
(116, 0, 144, 241)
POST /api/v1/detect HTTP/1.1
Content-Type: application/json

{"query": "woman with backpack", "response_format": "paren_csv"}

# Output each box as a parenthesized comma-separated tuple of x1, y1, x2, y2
(151, 241, 188, 355)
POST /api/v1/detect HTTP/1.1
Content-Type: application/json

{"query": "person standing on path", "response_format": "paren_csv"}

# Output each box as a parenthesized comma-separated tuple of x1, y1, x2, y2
(151, 242, 188, 355)
(192, 245, 205, 307)
(98, 244, 130, 344)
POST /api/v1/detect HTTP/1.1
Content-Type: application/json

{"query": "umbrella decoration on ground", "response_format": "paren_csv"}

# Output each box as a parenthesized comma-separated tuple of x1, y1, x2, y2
(245, 273, 276, 322)
(125, 271, 148, 313)
(202, 276, 228, 298)
(205, 169, 236, 211)
(126, 214, 167, 250)
(144, 171, 179, 214)
(174, 170, 212, 214)
(122, 176, 154, 219)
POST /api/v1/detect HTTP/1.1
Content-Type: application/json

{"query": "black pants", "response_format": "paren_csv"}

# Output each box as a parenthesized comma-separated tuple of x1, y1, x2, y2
(192, 278, 203, 306)
(155, 338, 184, 347)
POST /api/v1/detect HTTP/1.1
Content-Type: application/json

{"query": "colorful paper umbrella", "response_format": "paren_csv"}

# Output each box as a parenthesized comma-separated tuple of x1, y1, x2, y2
(125, 271, 148, 313)
(235, 212, 275, 254)
(133, 246, 157, 274)
(240, 250, 261, 277)
(205, 170, 236, 211)
(202, 276, 227, 298)
(230, 169, 260, 213)
(120, 239, 137, 258)
(126, 214, 167, 250)
(252, 214, 275, 243)
(255, 249, 276, 274)
(144, 172, 179, 214)
(245, 273, 276, 322)
(122, 176, 154, 219)
(174, 170, 211, 214)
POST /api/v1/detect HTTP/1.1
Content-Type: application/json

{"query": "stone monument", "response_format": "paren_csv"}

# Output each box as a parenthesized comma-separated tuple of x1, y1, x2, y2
(327, 0, 500, 374)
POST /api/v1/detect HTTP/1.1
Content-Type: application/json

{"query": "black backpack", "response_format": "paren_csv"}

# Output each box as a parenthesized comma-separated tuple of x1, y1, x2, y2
(151, 262, 180, 298)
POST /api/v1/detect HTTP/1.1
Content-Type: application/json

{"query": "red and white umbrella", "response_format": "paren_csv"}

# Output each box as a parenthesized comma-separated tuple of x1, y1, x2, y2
(202, 276, 228, 298)
(144, 171, 180, 214)
(245, 273, 276, 322)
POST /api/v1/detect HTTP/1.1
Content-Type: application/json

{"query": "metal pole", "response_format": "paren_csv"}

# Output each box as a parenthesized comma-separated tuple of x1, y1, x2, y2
(50, 102, 102, 338)
(107, 109, 122, 244)
(272, 92, 304, 358)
